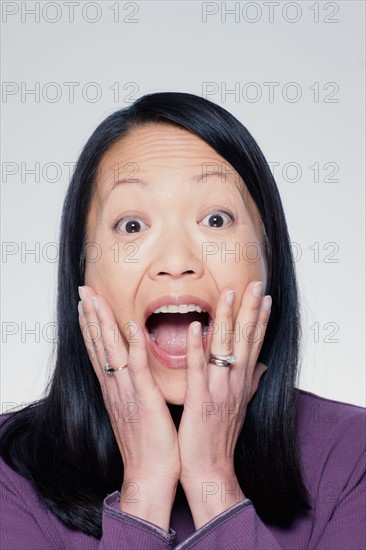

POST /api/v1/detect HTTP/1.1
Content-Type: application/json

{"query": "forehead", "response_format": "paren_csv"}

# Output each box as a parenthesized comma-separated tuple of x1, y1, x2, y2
(100, 122, 230, 167)
(95, 123, 244, 197)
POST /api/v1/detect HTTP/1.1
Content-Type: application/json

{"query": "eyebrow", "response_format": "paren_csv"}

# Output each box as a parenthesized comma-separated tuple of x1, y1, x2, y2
(105, 170, 241, 200)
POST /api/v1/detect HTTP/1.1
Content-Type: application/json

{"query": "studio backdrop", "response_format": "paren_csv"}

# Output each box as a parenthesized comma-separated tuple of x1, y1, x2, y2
(1, 0, 365, 409)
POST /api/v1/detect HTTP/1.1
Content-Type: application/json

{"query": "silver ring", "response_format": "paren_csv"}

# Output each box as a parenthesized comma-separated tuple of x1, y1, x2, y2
(209, 354, 237, 368)
(104, 363, 128, 375)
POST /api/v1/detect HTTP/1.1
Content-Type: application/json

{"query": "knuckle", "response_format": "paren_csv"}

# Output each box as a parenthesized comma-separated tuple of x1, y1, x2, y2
(84, 324, 101, 345)
(196, 357, 207, 370)
(187, 348, 206, 369)
(85, 344, 97, 361)
(256, 339, 264, 356)
(251, 300, 262, 313)
(104, 343, 116, 362)
(127, 352, 140, 370)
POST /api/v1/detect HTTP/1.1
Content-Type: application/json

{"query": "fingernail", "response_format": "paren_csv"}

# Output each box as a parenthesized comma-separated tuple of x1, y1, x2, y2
(78, 301, 84, 316)
(192, 322, 201, 336)
(262, 295, 272, 311)
(253, 282, 263, 297)
(91, 296, 99, 311)
(226, 289, 235, 305)
(78, 286, 86, 301)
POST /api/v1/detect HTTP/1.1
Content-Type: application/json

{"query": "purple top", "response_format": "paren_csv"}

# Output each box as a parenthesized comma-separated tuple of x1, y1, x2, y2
(1, 389, 365, 549)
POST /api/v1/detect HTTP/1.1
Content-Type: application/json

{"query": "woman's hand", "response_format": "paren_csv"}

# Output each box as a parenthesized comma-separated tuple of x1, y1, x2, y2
(178, 281, 271, 528)
(77, 285, 180, 530)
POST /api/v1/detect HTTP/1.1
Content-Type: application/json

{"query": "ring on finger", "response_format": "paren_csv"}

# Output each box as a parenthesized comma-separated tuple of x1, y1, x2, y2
(209, 354, 237, 368)
(104, 362, 128, 375)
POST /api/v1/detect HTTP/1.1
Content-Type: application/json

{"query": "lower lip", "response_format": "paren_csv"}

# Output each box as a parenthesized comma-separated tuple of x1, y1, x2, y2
(144, 325, 210, 369)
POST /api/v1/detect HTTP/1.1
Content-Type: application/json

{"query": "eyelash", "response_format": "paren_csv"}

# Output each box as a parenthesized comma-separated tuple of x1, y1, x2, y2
(113, 210, 235, 234)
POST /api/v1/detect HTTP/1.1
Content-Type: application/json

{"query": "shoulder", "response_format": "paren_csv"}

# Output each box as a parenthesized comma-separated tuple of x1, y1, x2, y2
(295, 388, 365, 495)
(0, 407, 19, 428)
(0, 406, 31, 481)
(0, 409, 38, 516)
(0, 401, 43, 430)
(0, 407, 71, 549)
(295, 388, 365, 435)
(0, 403, 42, 487)
(0, 403, 38, 441)
(0, 407, 20, 441)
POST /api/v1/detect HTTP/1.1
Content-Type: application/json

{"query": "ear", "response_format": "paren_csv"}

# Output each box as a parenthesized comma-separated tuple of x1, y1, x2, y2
(248, 362, 268, 402)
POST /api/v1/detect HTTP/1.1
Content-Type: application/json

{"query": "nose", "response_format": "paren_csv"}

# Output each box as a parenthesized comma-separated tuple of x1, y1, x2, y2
(148, 229, 204, 281)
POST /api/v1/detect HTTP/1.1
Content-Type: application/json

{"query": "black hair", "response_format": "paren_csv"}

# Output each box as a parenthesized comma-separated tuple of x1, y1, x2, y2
(0, 92, 311, 539)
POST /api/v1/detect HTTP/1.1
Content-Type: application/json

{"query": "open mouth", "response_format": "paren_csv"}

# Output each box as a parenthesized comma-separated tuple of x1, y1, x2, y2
(145, 308, 211, 358)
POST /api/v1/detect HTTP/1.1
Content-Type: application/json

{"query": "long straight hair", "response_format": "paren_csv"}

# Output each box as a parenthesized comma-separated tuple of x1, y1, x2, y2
(0, 92, 311, 538)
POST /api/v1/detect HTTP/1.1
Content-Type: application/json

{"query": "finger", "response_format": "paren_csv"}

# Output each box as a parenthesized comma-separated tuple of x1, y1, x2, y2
(78, 285, 96, 301)
(77, 299, 105, 386)
(80, 288, 160, 401)
(79, 294, 112, 382)
(78, 297, 127, 446)
(208, 288, 236, 377)
(89, 294, 132, 389)
(232, 281, 264, 378)
(125, 321, 163, 403)
(246, 295, 272, 370)
(186, 321, 208, 399)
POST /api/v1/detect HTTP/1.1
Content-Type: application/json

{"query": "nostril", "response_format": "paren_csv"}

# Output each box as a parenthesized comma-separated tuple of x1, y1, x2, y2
(157, 270, 195, 276)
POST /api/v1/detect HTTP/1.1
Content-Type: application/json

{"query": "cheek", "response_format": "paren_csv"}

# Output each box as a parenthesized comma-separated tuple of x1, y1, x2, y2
(84, 235, 147, 323)
(84, 235, 132, 298)
(84, 244, 115, 293)
(207, 237, 265, 287)
(84, 253, 138, 343)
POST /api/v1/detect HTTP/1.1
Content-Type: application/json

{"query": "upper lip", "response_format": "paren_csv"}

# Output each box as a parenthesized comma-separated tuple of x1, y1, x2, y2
(144, 294, 213, 324)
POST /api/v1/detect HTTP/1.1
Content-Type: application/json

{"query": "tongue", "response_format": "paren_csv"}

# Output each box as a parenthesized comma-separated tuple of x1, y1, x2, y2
(149, 312, 202, 355)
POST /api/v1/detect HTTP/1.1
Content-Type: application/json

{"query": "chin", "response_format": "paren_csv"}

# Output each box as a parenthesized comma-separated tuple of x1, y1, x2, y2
(165, 394, 185, 406)
(151, 370, 187, 406)
(160, 384, 186, 405)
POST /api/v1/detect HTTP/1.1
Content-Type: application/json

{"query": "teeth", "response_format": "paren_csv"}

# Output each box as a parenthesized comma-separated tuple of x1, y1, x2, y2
(152, 304, 207, 314)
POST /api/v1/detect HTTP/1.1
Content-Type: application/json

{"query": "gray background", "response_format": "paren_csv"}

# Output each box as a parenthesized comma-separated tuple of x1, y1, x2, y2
(1, 1, 365, 410)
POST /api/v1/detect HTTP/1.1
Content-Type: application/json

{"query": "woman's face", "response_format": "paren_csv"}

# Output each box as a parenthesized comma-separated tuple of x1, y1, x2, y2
(85, 123, 267, 404)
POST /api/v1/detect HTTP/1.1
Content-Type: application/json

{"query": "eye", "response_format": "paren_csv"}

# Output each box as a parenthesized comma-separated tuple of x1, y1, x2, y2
(201, 211, 234, 228)
(113, 218, 148, 234)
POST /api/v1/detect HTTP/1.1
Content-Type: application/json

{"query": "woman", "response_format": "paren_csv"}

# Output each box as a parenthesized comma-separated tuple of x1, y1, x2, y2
(0, 92, 364, 549)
